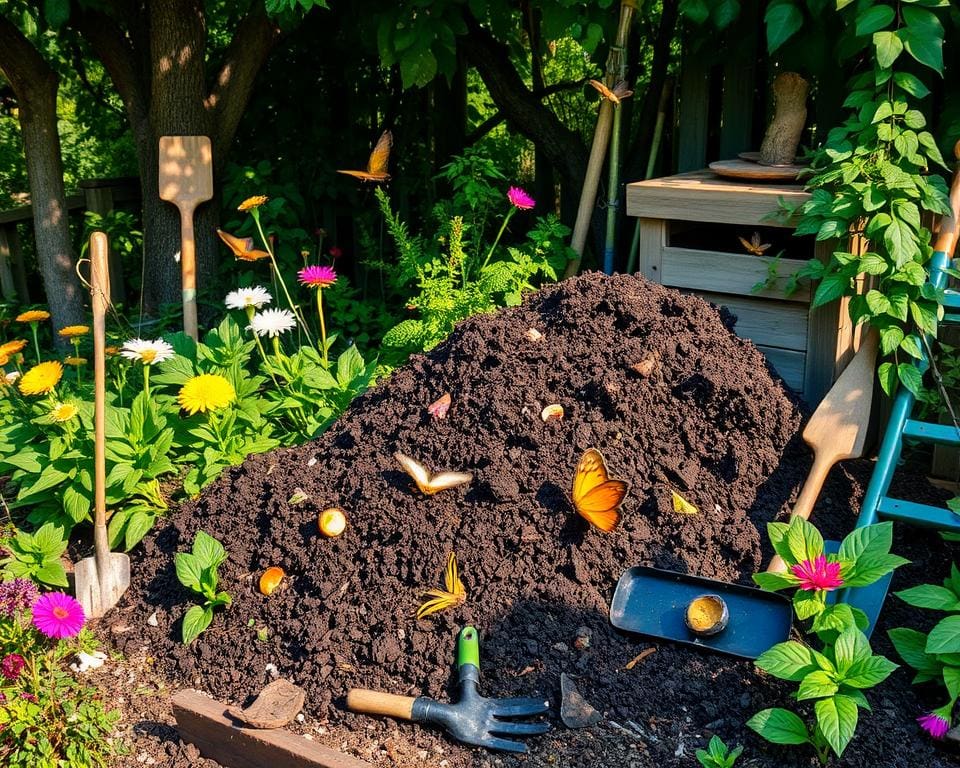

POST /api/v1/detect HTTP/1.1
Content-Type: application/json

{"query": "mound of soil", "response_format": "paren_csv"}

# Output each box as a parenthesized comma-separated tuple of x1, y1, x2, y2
(113, 273, 959, 767)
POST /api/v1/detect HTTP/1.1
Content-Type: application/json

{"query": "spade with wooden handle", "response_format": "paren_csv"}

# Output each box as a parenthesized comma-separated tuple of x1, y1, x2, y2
(767, 327, 880, 573)
(75, 232, 130, 618)
(159, 136, 213, 341)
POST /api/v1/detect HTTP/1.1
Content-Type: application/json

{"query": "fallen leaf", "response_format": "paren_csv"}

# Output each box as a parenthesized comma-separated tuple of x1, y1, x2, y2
(625, 648, 656, 670)
(671, 491, 698, 515)
(427, 392, 451, 419)
(288, 488, 309, 505)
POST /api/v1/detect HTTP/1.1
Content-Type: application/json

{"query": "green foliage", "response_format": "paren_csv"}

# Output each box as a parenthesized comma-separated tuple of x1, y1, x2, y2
(174, 530, 232, 644)
(695, 734, 743, 768)
(889, 563, 960, 726)
(0, 523, 68, 587)
(751, 518, 903, 762)
(0, 595, 120, 767)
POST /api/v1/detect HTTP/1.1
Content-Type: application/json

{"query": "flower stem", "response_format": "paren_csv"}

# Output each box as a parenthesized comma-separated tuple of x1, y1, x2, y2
(246, 307, 280, 389)
(480, 208, 515, 275)
(142, 363, 150, 399)
(72, 339, 82, 386)
(316, 288, 328, 368)
(251, 211, 314, 347)
(30, 323, 40, 364)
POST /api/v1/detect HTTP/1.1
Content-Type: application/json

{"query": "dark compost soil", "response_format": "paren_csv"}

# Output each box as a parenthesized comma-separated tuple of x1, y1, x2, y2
(111, 273, 960, 767)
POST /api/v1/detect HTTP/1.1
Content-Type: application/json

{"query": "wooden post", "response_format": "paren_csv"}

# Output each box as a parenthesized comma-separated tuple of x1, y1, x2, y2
(718, 0, 758, 160)
(676, 42, 711, 172)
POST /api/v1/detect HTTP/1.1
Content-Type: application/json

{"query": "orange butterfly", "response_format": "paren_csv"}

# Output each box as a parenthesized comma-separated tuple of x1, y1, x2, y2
(738, 232, 772, 256)
(216, 229, 270, 261)
(589, 79, 634, 105)
(337, 130, 392, 183)
(416, 552, 467, 619)
(394, 452, 473, 495)
(571, 448, 628, 533)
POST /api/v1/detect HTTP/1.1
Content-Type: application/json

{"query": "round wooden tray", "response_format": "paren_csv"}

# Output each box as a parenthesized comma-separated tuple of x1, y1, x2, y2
(709, 158, 804, 181)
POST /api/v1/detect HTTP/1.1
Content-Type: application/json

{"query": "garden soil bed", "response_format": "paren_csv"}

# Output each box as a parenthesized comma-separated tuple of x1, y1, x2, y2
(108, 273, 960, 767)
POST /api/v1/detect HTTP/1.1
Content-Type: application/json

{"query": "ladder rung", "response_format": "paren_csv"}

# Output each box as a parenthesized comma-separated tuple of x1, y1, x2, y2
(945, 313, 960, 325)
(903, 419, 960, 446)
(877, 496, 960, 531)
(944, 291, 960, 310)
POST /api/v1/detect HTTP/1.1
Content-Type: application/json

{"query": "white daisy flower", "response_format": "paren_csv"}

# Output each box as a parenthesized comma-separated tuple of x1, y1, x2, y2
(225, 286, 272, 311)
(4, 371, 20, 385)
(120, 338, 175, 365)
(248, 308, 297, 338)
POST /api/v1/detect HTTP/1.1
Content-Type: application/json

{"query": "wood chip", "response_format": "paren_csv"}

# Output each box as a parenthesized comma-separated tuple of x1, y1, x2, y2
(526, 328, 543, 342)
(227, 678, 306, 729)
(625, 647, 656, 670)
(427, 392, 451, 419)
(629, 354, 659, 377)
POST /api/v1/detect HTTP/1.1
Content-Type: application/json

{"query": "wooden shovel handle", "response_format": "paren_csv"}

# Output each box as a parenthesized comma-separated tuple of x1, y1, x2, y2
(767, 452, 835, 573)
(933, 140, 960, 257)
(90, 232, 110, 560)
(179, 206, 198, 341)
(346, 689, 416, 720)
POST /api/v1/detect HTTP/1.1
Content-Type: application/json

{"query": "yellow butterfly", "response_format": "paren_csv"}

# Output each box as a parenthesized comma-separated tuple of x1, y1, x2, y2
(571, 448, 629, 533)
(394, 452, 473, 495)
(671, 490, 698, 515)
(589, 79, 634, 105)
(738, 232, 772, 256)
(417, 552, 466, 619)
(337, 130, 392, 183)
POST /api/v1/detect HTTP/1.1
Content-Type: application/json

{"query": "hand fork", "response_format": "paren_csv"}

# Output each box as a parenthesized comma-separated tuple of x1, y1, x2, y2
(347, 626, 551, 752)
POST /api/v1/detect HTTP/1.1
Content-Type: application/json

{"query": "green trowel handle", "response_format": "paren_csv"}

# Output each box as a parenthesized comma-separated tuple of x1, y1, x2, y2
(457, 625, 480, 670)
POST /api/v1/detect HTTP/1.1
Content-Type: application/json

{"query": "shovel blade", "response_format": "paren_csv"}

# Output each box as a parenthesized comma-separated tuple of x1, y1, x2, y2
(75, 553, 130, 619)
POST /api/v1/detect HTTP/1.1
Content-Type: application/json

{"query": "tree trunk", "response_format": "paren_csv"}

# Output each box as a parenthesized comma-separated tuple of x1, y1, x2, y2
(0, 16, 83, 334)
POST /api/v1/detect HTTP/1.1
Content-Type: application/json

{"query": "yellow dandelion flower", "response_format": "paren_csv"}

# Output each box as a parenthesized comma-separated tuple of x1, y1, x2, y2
(18, 361, 63, 396)
(177, 373, 235, 415)
(16, 310, 50, 324)
(64, 356, 87, 366)
(51, 402, 78, 422)
(105, 345, 120, 356)
(58, 325, 90, 339)
(0, 339, 27, 357)
(238, 195, 269, 212)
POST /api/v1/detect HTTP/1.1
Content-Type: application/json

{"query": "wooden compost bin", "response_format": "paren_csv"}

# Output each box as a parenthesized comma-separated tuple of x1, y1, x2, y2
(626, 170, 861, 406)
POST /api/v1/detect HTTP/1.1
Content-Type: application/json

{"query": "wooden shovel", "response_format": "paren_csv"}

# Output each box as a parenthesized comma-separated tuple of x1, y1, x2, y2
(159, 136, 213, 341)
(767, 326, 879, 573)
(75, 232, 130, 618)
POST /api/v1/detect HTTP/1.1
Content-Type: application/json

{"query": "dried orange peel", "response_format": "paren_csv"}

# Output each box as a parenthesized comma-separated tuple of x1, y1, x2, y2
(259, 566, 285, 596)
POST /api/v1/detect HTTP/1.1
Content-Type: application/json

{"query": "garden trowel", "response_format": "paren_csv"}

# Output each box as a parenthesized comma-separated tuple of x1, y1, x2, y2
(75, 232, 130, 618)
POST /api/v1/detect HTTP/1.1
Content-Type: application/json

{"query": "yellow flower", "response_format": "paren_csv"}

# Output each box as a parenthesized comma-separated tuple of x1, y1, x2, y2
(238, 195, 269, 212)
(105, 345, 120, 356)
(0, 339, 27, 356)
(58, 325, 90, 339)
(51, 402, 78, 422)
(64, 356, 87, 366)
(16, 310, 50, 324)
(0, 353, 7, 367)
(178, 374, 235, 415)
(18, 361, 63, 396)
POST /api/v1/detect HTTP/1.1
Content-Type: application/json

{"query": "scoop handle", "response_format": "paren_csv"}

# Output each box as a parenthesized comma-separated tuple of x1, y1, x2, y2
(457, 625, 480, 669)
(346, 689, 416, 720)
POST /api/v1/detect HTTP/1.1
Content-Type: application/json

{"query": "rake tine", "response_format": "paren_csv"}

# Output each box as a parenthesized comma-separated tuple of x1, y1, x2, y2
(489, 720, 552, 736)
(477, 735, 530, 753)
(491, 696, 551, 717)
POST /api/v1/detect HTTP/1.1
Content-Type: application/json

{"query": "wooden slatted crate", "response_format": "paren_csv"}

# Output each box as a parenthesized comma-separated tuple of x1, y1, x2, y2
(626, 170, 863, 405)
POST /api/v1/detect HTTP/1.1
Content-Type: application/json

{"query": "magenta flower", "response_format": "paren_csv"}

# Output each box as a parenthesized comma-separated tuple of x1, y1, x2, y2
(298, 265, 337, 289)
(0, 578, 39, 617)
(918, 705, 952, 739)
(507, 186, 535, 211)
(31, 592, 85, 639)
(1, 653, 25, 680)
(791, 554, 843, 592)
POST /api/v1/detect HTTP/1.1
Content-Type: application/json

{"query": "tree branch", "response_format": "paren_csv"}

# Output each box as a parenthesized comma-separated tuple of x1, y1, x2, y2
(466, 78, 588, 145)
(0, 14, 57, 101)
(206, 7, 282, 166)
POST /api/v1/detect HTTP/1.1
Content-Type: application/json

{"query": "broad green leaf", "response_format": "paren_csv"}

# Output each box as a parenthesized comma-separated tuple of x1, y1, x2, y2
(888, 627, 941, 673)
(839, 522, 893, 563)
(181, 605, 213, 644)
(756, 641, 820, 681)
(872, 31, 903, 68)
(855, 5, 894, 35)
(32, 522, 68, 556)
(843, 655, 898, 688)
(864, 290, 891, 314)
(753, 571, 801, 591)
(893, 71, 930, 99)
(192, 530, 227, 569)
(794, 588, 827, 620)
(899, 334, 923, 360)
(901, 26, 944, 74)
(34, 560, 69, 587)
(175, 552, 203, 593)
(815, 695, 858, 757)
(765, 0, 804, 52)
(944, 666, 960, 700)
(680, 0, 711, 24)
(834, 628, 871, 673)
(895, 584, 960, 611)
(784, 515, 824, 565)
(747, 708, 810, 745)
(926, 616, 960, 654)
(879, 326, 904, 355)
(797, 670, 838, 700)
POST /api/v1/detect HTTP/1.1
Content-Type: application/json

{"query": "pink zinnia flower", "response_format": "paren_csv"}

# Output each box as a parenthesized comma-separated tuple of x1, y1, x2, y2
(507, 186, 535, 211)
(298, 264, 337, 288)
(31, 592, 85, 639)
(1, 653, 25, 680)
(918, 705, 953, 740)
(791, 554, 843, 592)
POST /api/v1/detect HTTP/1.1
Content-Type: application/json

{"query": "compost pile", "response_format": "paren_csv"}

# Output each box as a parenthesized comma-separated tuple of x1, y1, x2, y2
(116, 273, 957, 767)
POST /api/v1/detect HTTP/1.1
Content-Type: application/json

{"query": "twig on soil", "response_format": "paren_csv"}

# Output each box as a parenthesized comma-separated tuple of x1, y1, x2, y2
(624, 647, 656, 669)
